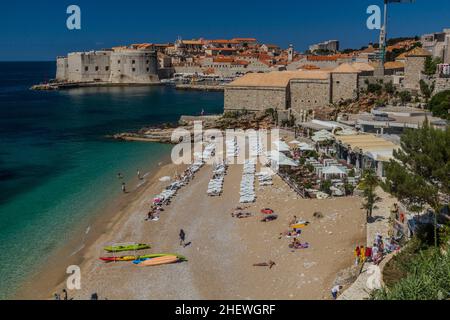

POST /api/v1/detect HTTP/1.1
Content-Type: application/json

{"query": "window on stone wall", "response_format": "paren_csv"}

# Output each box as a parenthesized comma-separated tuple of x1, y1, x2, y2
(85, 66, 88, 71)
(95, 66, 99, 71)
(105, 66, 109, 71)
(132, 68, 136, 72)
(118, 60, 121, 64)
(132, 60, 136, 64)
(146, 68, 149, 72)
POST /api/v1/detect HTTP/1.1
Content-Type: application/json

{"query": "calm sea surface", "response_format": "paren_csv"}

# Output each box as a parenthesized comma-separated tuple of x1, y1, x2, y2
(0, 62, 224, 299)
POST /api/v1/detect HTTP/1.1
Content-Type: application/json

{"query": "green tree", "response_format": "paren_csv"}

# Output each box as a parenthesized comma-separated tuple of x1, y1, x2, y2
(429, 90, 450, 120)
(399, 91, 412, 105)
(359, 169, 380, 220)
(424, 56, 442, 76)
(384, 81, 395, 95)
(264, 108, 277, 122)
(367, 83, 383, 95)
(382, 122, 450, 247)
(419, 80, 435, 100)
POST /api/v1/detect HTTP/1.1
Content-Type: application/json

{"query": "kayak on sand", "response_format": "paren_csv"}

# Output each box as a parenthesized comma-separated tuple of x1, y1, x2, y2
(136, 255, 181, 267)
(101, 253, 187, 263)
(103, 244, 150, 253)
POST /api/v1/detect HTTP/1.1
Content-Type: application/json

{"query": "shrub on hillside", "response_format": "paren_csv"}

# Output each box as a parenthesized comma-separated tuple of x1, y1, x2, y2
(429, 90, 450, 120)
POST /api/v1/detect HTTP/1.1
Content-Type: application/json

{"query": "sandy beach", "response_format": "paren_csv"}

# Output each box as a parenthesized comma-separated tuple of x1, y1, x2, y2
(16, 151, 366, 300)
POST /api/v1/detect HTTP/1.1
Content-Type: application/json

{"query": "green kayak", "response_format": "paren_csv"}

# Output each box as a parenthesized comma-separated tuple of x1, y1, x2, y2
(103, 244, 150, 253)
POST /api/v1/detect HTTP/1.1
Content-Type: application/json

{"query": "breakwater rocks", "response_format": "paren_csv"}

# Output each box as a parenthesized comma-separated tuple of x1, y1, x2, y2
(111, 115, 223, 144)
(112, 127, 178, 144)
(31, 82, 163, 91)
(110, 112, 278, 144)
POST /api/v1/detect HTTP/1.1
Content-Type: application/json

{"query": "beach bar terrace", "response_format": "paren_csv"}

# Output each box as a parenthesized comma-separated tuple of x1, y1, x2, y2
(333, 133, 399, 177)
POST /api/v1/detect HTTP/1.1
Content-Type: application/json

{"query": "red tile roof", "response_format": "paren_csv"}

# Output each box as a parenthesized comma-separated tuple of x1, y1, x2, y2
(307, 55, 338, 61)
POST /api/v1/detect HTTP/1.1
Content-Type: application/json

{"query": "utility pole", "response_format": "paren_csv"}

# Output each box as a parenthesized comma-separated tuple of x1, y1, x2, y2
(376, 0, 389, 76)
(376, 0, 415, 76)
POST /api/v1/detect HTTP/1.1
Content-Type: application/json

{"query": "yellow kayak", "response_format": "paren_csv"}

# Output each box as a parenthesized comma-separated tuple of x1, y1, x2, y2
(291, 222, 309, 229)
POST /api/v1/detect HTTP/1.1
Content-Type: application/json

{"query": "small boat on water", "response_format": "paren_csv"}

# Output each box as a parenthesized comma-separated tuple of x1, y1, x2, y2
(103, 244, 150, 253)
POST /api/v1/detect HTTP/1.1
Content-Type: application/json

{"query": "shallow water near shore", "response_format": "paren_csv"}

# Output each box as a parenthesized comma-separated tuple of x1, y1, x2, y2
(0, 62, 224, 299)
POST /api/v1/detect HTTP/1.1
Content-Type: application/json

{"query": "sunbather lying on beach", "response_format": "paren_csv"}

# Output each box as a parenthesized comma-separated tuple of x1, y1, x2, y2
(231, 212, 252, 219)
(261, 214, 278, 222)
(253, 260, 276, 269)
(289, 239, 310, 250)
(279, 229, 302, 239)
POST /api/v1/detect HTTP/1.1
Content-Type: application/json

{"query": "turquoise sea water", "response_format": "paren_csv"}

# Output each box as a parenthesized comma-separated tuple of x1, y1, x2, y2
(0, 62, 224, 299)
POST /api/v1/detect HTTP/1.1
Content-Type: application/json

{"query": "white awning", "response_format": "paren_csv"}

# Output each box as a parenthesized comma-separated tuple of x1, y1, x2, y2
(266, 150, 298, 167)
(272, 140, 290, 152)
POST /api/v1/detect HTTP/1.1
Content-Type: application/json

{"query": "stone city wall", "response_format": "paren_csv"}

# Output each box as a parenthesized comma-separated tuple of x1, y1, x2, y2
(224, 86, 288, 111)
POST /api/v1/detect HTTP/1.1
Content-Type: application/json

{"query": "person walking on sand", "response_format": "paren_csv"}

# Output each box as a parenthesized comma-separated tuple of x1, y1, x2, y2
(179, 229, 186, 247)
(137, 170, 142, 180)
(331, 285, 343, 300)
(121, 182, 126, 193)
(62, 289, 68, 301)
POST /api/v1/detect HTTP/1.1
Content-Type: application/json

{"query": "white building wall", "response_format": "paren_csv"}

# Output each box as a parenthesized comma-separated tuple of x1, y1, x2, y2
(56, 57, 68, 81)
(110, 50, 159, 83)
(67, 51, 111, 82)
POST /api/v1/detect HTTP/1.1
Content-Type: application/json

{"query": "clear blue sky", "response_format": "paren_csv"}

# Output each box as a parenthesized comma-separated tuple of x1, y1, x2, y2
(1, 0, 449, 61)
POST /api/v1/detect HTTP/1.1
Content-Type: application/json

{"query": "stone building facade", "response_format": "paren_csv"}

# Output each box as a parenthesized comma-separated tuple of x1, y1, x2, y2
(331, 64, 360, 103)
(56, 57, 68, 81)
(56, 48, 159, 84)
(224, 86, 288, 111)
(290, 78, 331, 115)
(404, 47, 431, 90)
(224, 64, 360, 116)
(110, 48, 159, 83)
(66, 51, 112, 83)
(421, 28, 450, 64)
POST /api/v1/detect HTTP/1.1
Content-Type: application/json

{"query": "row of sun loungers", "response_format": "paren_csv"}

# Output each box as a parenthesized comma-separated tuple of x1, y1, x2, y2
(154, 179, 185, 204)
(226, 137, 239, 158)
(240, 160, 256, 203)
(207, 161, 228, 196)
(248, 132, 264, 157)
(256, 171, 273, 186)
(202, 143, 216, 161)
(154, 143, 216, 204)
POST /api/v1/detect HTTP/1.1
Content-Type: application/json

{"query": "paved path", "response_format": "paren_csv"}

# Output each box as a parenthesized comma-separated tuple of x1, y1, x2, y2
(338, 187, 396, 300)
